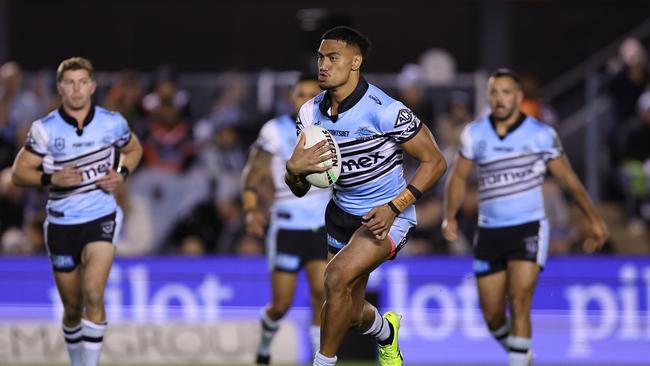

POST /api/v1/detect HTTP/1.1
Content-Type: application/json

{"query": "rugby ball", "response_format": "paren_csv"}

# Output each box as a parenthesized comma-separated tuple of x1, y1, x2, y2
(299, 125, 341, 188)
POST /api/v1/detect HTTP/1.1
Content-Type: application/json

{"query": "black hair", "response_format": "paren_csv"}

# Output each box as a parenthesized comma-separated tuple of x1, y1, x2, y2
(489, 68, 521, 88)
(321, 26, 372, 59)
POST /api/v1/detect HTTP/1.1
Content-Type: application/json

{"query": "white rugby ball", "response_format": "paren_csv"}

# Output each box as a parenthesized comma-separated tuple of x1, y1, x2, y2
(299, 125, 341, 188)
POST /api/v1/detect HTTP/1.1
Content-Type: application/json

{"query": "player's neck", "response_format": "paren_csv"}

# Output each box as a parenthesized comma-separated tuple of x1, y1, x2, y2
(329, 73, 360, 114)
(62, 104, 92, 128)
(493, 111, 522, 134)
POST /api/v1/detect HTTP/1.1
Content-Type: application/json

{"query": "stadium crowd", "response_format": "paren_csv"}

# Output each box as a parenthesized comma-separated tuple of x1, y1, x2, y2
(1, 37, 649, 257)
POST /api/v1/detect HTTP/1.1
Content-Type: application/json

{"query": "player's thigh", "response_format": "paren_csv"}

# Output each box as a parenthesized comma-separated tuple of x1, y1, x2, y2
(327, 225, 391, 285)
(506, 260, 540, 302)
(270, 270, 298, 306)
(81, 241, 115, 296)
(305, 260, 327, 296)
(53, 267, 84, 308)
(476, 270, 508, 315)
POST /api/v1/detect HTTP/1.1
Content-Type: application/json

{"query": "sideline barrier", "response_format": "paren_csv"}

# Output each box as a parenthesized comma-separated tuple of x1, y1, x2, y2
(0, 256, 648, 364)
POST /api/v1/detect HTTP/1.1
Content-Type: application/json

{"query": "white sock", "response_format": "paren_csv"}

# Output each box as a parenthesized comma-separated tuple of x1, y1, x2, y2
(81, 319, 106, 366)
(257, 308, 280, 357)
(313, 351, 337, 366)
(491, 319, 511, 351)
(309, 325, 321, 356)
(508, 336, 531, 366)
(62, 323, 83, 366)
(362, 307, 391, 343)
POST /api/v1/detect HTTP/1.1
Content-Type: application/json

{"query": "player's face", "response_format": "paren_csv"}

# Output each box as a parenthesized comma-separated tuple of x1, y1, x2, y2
(290, 80, 321, 113)
(317, 39, 361, 90)
(487, 76, 523, 121)
(57, 69, 96, 111)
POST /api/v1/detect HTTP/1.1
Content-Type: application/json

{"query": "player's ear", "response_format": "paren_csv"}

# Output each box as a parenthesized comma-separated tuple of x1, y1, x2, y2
(351, 54, 362, 71)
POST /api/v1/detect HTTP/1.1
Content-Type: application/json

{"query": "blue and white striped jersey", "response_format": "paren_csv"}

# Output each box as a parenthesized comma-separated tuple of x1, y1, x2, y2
(297, 78, 421, 218)
(459, 114, 563, 228)
(25, 106, 131, 225)
(254, 114, 331, 230)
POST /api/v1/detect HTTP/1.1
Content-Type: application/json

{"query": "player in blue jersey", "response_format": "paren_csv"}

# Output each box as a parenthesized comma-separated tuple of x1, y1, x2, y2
(442, 68, 608, 366)
(242, 74, 330, 365)
(11, 57, 142, 366)
(284, 27, 447, 366)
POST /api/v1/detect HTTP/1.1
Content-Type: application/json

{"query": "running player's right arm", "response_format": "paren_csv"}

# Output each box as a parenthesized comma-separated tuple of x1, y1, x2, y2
(242, 146, 272, 237)
(11, 148, 45, 187)
(442, 154, 475, 242)
(12, 148, 82, 188)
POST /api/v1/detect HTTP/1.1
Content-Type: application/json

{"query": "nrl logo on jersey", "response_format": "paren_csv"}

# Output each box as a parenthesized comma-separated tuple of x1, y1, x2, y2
(54, 137, 65, 151)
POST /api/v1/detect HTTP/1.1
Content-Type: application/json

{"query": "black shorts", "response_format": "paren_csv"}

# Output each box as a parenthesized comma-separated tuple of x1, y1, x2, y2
(473, 219, 549, 277)
(324, 200, 413, 260)
(269, 226, 328, 273)
(45, 212, 120, 272)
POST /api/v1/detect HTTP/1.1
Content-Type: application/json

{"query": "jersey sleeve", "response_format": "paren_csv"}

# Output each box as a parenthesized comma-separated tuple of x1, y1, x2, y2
(24, 120, 49, 157)
(113, 113, 132, 148)
(296, 101, 314, 136)
(379, 101, 423, 144)
(538, 124, 563, 161)
(254, 121, 280, 155)
(458, 125, 475, 160)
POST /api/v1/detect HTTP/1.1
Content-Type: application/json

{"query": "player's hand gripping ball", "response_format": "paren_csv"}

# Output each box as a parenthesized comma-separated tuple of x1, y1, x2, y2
(299, 125, 341, 188)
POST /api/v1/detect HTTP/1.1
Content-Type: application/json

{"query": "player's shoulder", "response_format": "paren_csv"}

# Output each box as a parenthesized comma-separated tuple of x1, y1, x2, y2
(38, 109, 59, 125)
(525, 115, 554, 128)
(95, 106, 127, 124)
(260, 114, 291, 133)
(463, 115, 490, 134)
(298, 92, 326, 125)
(365, 83, 400, 112)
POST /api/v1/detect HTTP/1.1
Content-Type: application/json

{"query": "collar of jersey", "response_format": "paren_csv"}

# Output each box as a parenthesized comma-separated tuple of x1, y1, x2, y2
(319, 77, 369, 122)
(58, 104, 96, 135)
(488, 112, 527, 140)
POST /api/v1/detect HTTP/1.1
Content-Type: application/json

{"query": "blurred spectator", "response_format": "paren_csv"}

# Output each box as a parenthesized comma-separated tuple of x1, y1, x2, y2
(0, 62, 46, 169)
(141, 101, 196, 172)
(142, 65, 191, 118)
(618, 91, 650, 234)
(609, 37, 649, 166)
(104, 70, 144, 130)
(1, 167, 46, 255)
(114, 183, 155, 256)
(396, 63, 434, 125)
(194, 73, 253, 143)
(0, 167, 24, 239)
(610, 38, 649, 124)
(435, 90, 472, 163)
(519, 72, 558, 125)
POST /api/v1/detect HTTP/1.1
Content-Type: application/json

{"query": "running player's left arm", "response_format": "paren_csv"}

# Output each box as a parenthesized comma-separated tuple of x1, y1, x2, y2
(363, 124, 447, 239)
(547, 155, 609, 251)
(97, 132, 143, 193)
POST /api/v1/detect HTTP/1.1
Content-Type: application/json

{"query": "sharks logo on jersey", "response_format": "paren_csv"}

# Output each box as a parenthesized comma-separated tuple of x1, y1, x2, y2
(25, 106, 132, 225)
(296, 78, 423, 217)
(459, 115, 563, 228)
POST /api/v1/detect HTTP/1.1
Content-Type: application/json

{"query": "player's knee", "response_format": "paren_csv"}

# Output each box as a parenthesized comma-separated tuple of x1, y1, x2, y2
(323, 267, 350, 296)
(310, 287, 325, 306)
(484, 313, 507, 330)
(269, 302, 291, 319)
(83, 287, 105, 309)
(509, 294, 532, 316)
(62, 302, 83, 323)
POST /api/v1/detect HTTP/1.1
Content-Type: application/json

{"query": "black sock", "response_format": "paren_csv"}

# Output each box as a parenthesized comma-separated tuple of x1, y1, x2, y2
(377, 321, 394, 346)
